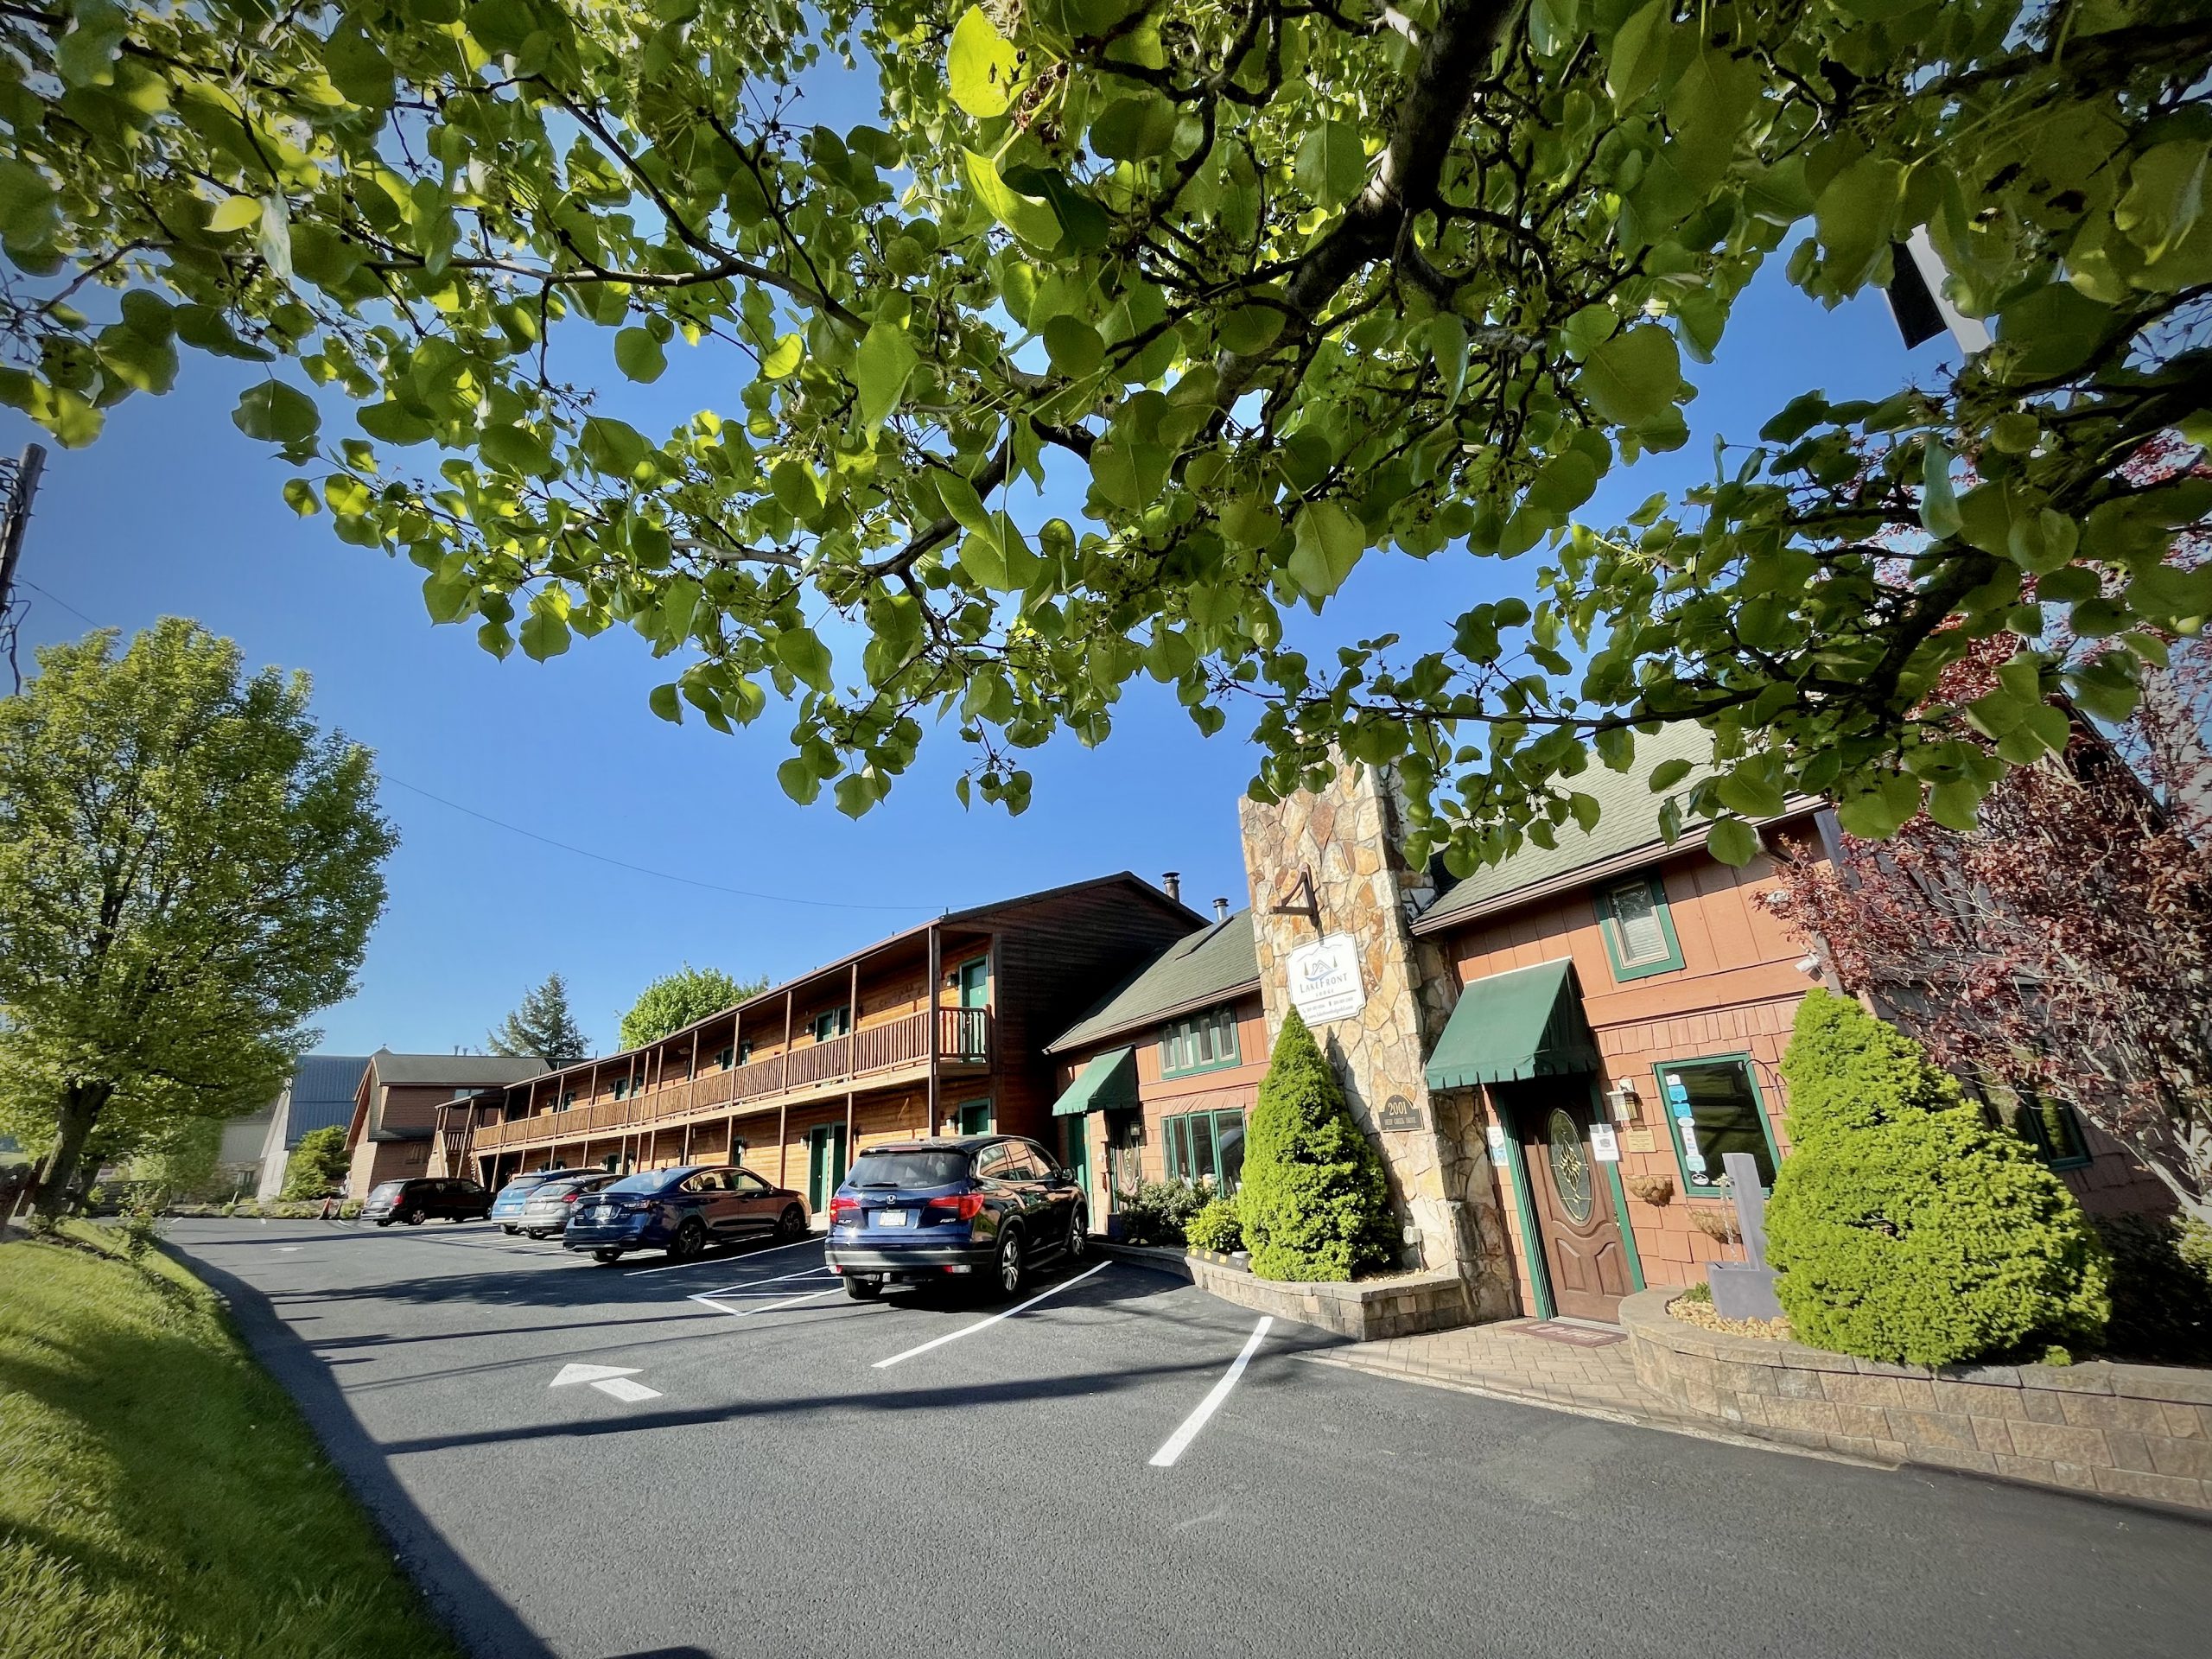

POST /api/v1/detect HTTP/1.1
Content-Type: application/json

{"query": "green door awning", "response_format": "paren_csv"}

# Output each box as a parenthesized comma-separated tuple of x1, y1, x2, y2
(1053, 1047, 1138, 1116)
(1424, 958, 1600, 1090)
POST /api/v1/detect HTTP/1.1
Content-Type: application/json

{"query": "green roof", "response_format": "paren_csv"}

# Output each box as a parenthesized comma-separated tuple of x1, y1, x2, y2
(1046, 910, 1259, 1053)
(1416, 725, 1717, 932)
(1053, 1047, 1138, 1116)
(1424, 958, 1601, 1090)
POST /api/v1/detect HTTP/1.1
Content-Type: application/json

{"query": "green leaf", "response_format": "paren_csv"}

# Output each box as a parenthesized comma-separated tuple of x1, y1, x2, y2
(1920, 441, 1961, 538)
(1606, 2, 1670, 104)
(1042, 315, 1105, 377)
(518, 609, 571, 660)
(480, 423, 556, 477)
(614, 327, 667, 384)
(358, 401, 434, 444)
(760, 334, 804, 378)
(948, 6, 1020, 119)
(957, 526, 1009, 589)
(1705, 818, 1759, 867)
(962, 148, 1063, 250)
(282, 478, 322, 517)
(232, 381, 320, 445)
(207, 195, 263, 233)
(855, 320, 918, 430)
(1430, 315, 1469, 406)
(1813, 156, 1904, 291)
(1294, 121, 1366, 209)
(777, 758, 820, 804)
(1287, 501, 1364, 600)
(1573, 326, 1680, 427)
(774, 627, 834, 693)
(1090, 95, 1179, 162)
(1927, 779, 1986, 834)
(649, 683, 683, 723)
(1219, 304, 1286, 355)
(1834, 774, 1923, 840)
(1648, 756, 1695, 792)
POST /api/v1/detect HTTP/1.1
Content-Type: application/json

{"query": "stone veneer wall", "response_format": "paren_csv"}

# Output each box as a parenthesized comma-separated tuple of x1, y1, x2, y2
(1620, 1288, 2212, 1511)
(1101, 1243, 1470, 1341)
(1238, 761, 1516, 1320)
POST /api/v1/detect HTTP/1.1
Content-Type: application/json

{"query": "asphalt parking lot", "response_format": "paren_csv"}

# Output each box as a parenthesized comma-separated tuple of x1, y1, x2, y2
(168, 1217, 2212, 1659)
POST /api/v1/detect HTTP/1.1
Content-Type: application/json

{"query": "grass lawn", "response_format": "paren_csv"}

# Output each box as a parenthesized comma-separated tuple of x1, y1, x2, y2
(0, 1223, 461, 1659)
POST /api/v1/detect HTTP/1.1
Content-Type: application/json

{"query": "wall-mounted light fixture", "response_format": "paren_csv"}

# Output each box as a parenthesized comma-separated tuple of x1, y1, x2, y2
(1606, 1080, 1642, 1124)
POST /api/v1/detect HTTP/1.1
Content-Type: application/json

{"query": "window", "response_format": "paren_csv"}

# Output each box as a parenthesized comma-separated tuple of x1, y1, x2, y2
(1163, 1109, 1249, 1192)
(731, 1171, 771, 1196)
(2013, 1095, 2092, 1170)
(1160, 1007, 1241, 1077)
(957, 1101, 992, 1135)
(715, 1046, 734, 1071)
(1597, 875, 1684, 981)
(1656, 1058, 1778, 1195)
(612, 1077, 628, 1101)
(560, 1090, 576, 1110)
(811, 1007, 850, 1044)
(973, 1144, 1014, 1182)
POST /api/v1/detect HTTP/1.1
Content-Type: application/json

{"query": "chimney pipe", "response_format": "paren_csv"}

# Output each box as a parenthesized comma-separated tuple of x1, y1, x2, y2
(1161, 871, 1181, 903)
(1213, 898, 1230, 923)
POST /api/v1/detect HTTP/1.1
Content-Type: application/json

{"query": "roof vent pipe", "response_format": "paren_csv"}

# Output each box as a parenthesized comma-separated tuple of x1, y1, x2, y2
(1162, 871, 1181, 903)
(1214, 898, 1230, 922)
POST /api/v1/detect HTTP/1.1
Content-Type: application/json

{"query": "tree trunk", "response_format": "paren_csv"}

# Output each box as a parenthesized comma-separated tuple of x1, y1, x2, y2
(34, 1082, 113, 1218)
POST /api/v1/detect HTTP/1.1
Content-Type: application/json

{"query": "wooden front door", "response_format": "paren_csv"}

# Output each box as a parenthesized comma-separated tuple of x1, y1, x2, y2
(1515, 1093, 1631, 1321)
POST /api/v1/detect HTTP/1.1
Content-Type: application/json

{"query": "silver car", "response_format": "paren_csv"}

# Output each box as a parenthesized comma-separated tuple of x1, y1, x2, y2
(516, 1172, 620, 1239)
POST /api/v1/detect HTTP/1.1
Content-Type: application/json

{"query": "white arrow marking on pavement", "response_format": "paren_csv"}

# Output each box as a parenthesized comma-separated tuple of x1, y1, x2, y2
(549, 1362, 663, 1402)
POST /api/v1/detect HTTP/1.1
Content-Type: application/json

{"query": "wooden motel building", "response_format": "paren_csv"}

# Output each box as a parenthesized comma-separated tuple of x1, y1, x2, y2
(410, 738, 2169, 1331)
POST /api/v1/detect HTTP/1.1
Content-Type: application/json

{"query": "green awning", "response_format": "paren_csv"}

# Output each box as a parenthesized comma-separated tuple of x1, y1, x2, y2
(1053, 1047, 1138, 1116)
(1424, 959, 1600, 1090)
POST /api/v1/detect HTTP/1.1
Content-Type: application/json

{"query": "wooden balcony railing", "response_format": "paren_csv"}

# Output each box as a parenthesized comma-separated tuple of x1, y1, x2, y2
(462, 1007, 992, 1154)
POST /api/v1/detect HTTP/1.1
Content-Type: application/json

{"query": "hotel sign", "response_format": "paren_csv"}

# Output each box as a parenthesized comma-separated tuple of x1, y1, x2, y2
(1287, 932, 1365, 1025)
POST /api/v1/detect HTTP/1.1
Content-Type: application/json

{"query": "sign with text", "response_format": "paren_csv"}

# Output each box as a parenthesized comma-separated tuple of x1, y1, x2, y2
(1286, 932, 1365, 1025)
(1377, 1094, 1423, 1133)
(1485, 1124, 1510, 1166)
(1588, 1122, 1621, 1163)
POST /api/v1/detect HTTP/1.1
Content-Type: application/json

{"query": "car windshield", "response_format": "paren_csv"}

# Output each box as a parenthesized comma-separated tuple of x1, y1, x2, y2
(369, 1181, 406, 1198)
(602, 1169, 680, 1196)
(847, 1151, 969, 1188)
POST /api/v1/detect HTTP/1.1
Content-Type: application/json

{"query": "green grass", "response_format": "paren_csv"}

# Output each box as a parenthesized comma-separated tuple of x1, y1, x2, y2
(0, 1224, 461, 1659)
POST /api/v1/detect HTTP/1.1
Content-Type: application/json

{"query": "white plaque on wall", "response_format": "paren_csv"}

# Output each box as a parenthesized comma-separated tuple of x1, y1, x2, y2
(1588, 1122, 1621, 1163)
(1287, 932, 1365, 1025)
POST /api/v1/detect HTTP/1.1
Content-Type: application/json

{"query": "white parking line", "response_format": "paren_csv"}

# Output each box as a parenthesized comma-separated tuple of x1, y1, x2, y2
(693, 1266, 836, 1297)
(871, 1262, 1111, 1370)
(622, 1236, 824, 1276)
(690, 1287, 842, 1320)
(1148, 1316, 1272, 1468)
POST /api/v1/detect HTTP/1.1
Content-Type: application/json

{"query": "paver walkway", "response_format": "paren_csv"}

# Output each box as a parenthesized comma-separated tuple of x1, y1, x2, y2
(1304, 1316, 1873, 1461)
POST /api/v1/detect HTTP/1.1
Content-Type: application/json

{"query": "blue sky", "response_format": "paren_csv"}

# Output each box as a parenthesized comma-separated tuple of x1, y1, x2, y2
(2, 201, 1947, 1059)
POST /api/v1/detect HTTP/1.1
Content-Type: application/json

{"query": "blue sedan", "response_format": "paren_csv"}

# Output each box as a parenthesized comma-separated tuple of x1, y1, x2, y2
(563, 1165, 810, 1264)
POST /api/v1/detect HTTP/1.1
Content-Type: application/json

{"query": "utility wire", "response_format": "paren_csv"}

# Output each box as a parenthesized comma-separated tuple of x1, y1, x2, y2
(381, 775, 942, 913)
(20, 581, 99, 626)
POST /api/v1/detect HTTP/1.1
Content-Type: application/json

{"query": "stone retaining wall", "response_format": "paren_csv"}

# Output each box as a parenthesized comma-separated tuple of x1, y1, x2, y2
(1620, 1288, 2212, 1511)
(1098, 1242, 1468, 1341)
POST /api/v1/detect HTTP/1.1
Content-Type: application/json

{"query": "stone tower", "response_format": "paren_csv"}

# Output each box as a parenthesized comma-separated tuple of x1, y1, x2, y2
(1238, 761, 1516, 1321)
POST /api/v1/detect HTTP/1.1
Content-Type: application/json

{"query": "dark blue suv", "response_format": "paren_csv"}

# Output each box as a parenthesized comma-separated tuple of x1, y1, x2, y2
(562, 1165, 810, 1264)
(825, 1135, 1086, 1300)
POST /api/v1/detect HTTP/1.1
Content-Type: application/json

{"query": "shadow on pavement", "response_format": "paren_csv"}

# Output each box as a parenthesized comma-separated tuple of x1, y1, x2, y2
(178, 1245, 558, 1659)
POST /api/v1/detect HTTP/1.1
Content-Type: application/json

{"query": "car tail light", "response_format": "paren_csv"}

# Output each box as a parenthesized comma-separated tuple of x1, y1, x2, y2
(829, 1195, 860, 1224)
(563, 1189, 586, 1204)
(925, 1192, 986, 1222)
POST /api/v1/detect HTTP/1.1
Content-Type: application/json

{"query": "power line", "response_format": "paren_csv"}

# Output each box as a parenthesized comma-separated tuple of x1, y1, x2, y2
(381, 775, 941, 913)
(20, 580, 98, 626)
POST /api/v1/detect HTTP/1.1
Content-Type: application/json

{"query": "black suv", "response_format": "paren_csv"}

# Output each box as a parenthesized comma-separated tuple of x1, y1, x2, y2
(362, 1177, 493, 1226)
(824, 1135, 1086, 1300)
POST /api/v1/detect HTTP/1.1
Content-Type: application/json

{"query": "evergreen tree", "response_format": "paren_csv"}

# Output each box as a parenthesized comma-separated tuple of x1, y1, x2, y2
(1237, 1008, 1395, 1283)
(279, 1124, 351, 1201)
(1765, 990, 2109, 1368)
(487, 974, 590, 1068)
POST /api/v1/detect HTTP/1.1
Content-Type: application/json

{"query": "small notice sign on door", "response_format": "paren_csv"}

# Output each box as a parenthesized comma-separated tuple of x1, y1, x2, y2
(1485, 1124, 1510, 1166)
(1588, 1122, 1621, 1163)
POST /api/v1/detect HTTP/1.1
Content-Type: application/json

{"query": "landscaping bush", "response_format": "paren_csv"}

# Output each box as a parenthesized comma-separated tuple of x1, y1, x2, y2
(1237, 1007, 1395, 1282)
(1765, 990, 2108, 1368)
(1111, 1179, 1211, 1246)
(1185, 1197, 1244, 1254)
(2094, 1212, 2212, 1365)
(279, 1125, 351, 1201)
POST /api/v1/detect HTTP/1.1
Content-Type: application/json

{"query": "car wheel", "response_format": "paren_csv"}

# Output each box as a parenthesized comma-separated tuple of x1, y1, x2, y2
(995, 1228, 1026, 1298)
(376, 1218, 392, 1228)
(845, 1274, 883, 1301)
(777, 1204, 806, 1242)
(404, 1210, 425, 1225)
(670, 1217, 706, 1260)
(1066, 1206, 1088, 1264)
(500, 1224, 518, 1236)
(526, 1230, 546, 1241)
(592, 1249, 624, 1265)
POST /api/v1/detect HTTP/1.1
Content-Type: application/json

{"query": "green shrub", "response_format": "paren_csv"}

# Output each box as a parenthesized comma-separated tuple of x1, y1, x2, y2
(1185, 1197, 1244, 1254)
(1112, 1179, 1209, 1245)
(1237, 1007, 1395, 1282)
(1766, 990, 2108, 1368)
(2095, 1212, 2212, 1365)
(1676, 1279, 1713, 1305)
(279, 1125, 350, 1201)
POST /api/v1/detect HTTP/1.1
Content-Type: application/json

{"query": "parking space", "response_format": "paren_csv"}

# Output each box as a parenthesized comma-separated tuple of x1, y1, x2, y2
(167, 1217, 2212, 1659)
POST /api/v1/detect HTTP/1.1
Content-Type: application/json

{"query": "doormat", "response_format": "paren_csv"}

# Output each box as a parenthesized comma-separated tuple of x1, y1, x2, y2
(1510, 1320, 1625, 1349)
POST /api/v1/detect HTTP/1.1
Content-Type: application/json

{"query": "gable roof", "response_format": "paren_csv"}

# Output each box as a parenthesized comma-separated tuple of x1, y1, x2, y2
(283, 1055, 370, 1147)
(1411, 726, 1817, 935)
(1046, 909, 1260, 1054)
(367, 1050, 548, 1088)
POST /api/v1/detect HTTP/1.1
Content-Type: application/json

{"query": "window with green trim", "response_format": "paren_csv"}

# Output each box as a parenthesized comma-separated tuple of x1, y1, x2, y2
(1597, 874, 1684, 981)
(559, 1090, 575, 1110)
(715, 1045, 734, 1071)
(810, 1007, 850, 1043)
(2012, 1094, 2092, 1170)
(1656, 1057, 1777, 1195)
(1162, 1108, 1248, 1192)
(1160, 1007, 1241, 1077)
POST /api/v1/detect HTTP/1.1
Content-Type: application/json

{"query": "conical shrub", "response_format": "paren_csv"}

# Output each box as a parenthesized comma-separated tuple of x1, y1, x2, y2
(1237, 1008, 1396, 1282)
(1765, 990, 2108, 1367)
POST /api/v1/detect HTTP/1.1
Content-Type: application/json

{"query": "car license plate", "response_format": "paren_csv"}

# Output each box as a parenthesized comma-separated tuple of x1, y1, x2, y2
(877, 1210, 910, 1228)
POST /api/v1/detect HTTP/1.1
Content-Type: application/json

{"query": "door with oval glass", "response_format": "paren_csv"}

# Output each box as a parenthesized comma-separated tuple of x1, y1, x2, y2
(1503, 1084, 1631, 1321)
